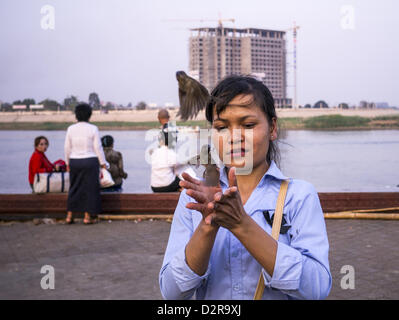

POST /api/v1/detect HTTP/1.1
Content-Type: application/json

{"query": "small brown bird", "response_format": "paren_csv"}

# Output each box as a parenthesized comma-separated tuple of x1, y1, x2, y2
(203, 163, 220, 187)
(188, 144, 220, 187)
(176, 71, 210, 121)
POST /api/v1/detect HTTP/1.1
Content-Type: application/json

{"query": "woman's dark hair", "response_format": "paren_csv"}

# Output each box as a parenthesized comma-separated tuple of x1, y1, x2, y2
(205, 75, 280, 166)
(34, 136, 49, 148)
(101, 135, 114, 148)
(75, 103, 92, 122)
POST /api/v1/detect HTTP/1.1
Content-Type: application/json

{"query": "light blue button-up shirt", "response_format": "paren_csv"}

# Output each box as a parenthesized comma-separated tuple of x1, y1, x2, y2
(159, 161, 332, 300)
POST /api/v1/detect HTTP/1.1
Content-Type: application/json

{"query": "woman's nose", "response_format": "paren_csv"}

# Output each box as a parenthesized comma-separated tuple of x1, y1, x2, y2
(228, 128, 244, 145)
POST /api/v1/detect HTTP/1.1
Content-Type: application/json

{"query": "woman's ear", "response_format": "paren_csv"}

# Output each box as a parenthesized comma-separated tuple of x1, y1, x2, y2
(270, 117, 278, 141)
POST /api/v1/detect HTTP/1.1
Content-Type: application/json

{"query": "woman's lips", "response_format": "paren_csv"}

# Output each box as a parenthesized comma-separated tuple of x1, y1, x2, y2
(228, 149, 247, 157)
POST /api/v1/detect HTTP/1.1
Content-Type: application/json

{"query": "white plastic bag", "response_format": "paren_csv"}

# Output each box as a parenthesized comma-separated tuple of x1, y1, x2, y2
(99, 168, 115, 188)
(176, 165, 198, 181)
(33, 172, 70, 193)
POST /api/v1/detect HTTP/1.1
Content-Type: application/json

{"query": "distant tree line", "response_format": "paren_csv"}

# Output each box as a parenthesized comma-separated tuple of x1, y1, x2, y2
(301, 101, 367, 109)
(0, 92, 147, 112)
(302, 100, 329, 109)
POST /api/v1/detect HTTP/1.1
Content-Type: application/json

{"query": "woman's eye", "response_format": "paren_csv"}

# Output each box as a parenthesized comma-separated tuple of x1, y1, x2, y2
(215, 126, 227, 131)
(243, 123, 255, 128)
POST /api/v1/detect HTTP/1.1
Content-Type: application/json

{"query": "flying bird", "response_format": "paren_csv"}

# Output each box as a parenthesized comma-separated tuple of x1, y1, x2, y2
(176, 71, 210, 121)
(176, 71, 219, 187)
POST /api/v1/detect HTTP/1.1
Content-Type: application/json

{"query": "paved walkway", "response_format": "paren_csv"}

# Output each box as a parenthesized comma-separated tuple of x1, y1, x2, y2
(0, 219, 398, 299)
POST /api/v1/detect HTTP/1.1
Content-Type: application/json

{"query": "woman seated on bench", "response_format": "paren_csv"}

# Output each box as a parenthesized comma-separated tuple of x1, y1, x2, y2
(28, 136, 60, 191)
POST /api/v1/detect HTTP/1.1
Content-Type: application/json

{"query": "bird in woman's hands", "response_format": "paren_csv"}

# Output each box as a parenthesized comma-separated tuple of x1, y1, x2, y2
(205, 167, 249, 231)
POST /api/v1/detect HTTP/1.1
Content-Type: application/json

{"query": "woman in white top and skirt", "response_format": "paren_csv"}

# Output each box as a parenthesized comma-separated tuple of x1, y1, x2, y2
(64, 103, 108, 224)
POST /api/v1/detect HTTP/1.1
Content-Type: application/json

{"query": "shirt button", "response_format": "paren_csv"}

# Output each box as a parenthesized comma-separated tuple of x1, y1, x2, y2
(233, 285, 240, 291)
(232, 251, 238, 258)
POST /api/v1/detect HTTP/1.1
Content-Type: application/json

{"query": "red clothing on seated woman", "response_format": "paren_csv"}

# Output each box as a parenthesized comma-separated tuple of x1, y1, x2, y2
(29, 150, 55, 185)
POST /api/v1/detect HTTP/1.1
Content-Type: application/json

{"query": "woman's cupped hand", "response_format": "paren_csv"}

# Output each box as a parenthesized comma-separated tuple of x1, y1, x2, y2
(180, 167, 248, 231)
(179, 172, 222, 222)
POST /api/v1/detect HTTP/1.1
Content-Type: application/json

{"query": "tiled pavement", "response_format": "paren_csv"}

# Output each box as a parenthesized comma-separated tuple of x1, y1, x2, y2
(0, 219, 398, 300)
(326, 219, 399, 299)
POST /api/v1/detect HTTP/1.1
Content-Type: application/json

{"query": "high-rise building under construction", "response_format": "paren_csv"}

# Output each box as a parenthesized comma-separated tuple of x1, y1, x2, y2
(189, 27, 292, 108)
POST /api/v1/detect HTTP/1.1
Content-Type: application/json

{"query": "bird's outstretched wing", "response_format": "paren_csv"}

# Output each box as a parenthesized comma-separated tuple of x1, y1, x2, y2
(176, 71, 210, 121)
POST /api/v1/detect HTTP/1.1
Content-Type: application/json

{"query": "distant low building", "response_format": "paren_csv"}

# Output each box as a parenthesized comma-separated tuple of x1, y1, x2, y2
(12, 105, 27, 110)
(375, 102, 390, 109)
(30, 104, 44, 110)
(164, 102, 178, 109)
(148, 103, 158, 109)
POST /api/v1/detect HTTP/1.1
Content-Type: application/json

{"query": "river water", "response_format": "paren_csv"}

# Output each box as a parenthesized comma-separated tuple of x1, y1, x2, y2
(0, 129, 398, 194)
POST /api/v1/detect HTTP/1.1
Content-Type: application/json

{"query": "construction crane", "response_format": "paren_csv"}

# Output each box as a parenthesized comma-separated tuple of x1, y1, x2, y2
(285, 22, 300, 108)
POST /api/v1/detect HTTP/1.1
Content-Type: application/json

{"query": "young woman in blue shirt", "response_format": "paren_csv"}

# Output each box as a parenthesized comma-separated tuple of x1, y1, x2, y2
(159, 75, 332, 300)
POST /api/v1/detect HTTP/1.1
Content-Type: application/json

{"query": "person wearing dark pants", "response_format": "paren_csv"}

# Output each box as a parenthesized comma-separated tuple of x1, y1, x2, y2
(151, 176, 181, 193)
(67, 157, 101, 217)
(64, 103, 108, 224)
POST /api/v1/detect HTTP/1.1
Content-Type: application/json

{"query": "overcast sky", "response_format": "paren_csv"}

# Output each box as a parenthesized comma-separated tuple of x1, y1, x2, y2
(0, 0, 398, 107)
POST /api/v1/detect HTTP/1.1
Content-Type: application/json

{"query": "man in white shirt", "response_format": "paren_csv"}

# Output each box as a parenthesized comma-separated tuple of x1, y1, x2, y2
(150, 128, 183, 192)
(151, 110, 198, 192)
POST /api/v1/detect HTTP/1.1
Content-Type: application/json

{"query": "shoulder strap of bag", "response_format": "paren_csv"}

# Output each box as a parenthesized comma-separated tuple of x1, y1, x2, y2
(253, 179, 289, 300)
(61, 172, 65, 193)
(46, 172, 53, 193)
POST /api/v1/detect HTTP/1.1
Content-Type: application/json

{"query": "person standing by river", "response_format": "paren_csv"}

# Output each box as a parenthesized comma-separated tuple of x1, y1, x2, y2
(64, 103, 108, 224)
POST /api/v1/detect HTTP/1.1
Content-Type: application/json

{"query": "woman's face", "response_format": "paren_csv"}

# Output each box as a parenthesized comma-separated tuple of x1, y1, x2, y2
(212, 94, 277, 173)
(36, 139, 48, 153)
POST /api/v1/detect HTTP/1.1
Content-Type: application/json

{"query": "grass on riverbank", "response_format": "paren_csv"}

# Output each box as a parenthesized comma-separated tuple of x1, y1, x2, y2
(280, 114, 399, 130)
(0, 115, 399, 131)
(304, 115, 371, 129)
